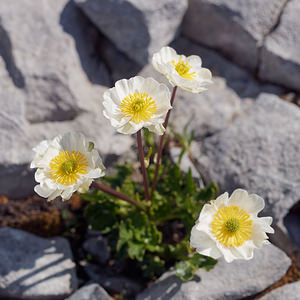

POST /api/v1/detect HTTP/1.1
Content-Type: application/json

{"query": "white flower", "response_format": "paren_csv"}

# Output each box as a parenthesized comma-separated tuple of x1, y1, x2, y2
(152, 46, 212, 93)
(190, 189, 274, 263)
(103, 76, 171, 135)
(30, 132, 105, 201)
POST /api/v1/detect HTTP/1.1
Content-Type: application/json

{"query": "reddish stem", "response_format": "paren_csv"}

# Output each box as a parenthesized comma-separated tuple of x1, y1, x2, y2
(137, 130, 150, 202)
(151, 86, 178, 198)
(91, 181, 139, 207)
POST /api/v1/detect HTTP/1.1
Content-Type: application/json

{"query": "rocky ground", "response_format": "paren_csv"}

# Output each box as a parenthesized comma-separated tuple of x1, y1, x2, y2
(0, 0, 300, 299)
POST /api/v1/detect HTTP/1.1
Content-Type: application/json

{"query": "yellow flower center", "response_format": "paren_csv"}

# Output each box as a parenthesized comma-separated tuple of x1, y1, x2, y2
(49, 151, 88, 185)
(120, 91, 157, 124)
(211, 205, 253, 247)
(171, 60, 196, 81)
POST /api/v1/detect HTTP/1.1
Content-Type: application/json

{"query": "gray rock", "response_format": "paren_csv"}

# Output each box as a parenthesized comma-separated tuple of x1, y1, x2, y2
(269, 223, 300, 269)
(83, 263, 142, 298)
(66, 283, 110, 300)
(259, 0, 300, 92)
(0, 59, 35, 198)
(260, 282, 300, 300)
(0, 227, 78, 299)
(97, 33, 142, 82)
(182, 0, 286, 71)
(83, 235, 110, 265)
(0, 0, 110, 123)
(198, 93, 300, 223)
(137, 244, 291, 300)
(0, 0, 130, 198)
(170, 147, 201, 180)
(170, 77, 243, 140)
(75, 0, 188, 65)
(284, 211, 300, 248)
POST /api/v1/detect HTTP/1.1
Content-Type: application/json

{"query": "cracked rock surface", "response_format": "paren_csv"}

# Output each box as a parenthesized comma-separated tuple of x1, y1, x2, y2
(0, 227, 78, 299)
(137, 244, 291, 300)
(182, 0, 287, 71)
(197, 93, 300, 224)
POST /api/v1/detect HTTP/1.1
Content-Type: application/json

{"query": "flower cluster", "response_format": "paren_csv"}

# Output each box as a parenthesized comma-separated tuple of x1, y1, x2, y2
(30, 46, 274, 265)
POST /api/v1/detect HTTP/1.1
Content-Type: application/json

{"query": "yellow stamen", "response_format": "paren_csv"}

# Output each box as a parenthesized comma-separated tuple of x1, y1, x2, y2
(120, 91, 157, 124)
(49, 151, 88, 185)
(211, 206, 253, 247)
(171, 60, 196, 81)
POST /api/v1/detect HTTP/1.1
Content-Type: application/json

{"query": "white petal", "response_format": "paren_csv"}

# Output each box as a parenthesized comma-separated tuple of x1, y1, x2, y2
(145, 123, 165, 135)
(228, 189, 265, 215)
(78, 179, 93, 193)
(232, 241, 255, 260)
(47, 189, 62, 201)
(196, 203, 216, 231)
(196, 68, 212, 83)
(186, 55, 202, 67)
(190, 227, 222, 259)
(216, 244, 237, 263)
(87, 168, 105, 179)
(34, 184, 53, 198)
(61, 188, 74, 201)
(211, 192, 229, 209)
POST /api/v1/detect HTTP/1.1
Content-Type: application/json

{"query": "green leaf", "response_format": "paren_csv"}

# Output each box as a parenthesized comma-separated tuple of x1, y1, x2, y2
(185, 168, 196, 195)
(139, 255, 165, 279)
(128, 241, 145, 261)
(175, 260, 195, 281)
(117, 221, 133, 252)
(197, 182, 219, 202)
(190, 253, 217, 271)
(175, 253, 217, 281)
(84, 201, 118, 233)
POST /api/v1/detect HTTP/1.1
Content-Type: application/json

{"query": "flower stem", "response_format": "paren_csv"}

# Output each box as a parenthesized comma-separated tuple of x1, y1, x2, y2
(137, 130, 150, 202)
(91, 181, 139, 207)
(151, 86, 178, 198)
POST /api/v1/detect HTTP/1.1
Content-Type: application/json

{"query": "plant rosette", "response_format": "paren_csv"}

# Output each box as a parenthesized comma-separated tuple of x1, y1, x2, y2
(30, 46, 275, 285)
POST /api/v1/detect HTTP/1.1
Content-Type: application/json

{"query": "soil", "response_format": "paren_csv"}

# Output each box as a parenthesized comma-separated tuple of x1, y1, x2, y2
(0, 194, 62, 237)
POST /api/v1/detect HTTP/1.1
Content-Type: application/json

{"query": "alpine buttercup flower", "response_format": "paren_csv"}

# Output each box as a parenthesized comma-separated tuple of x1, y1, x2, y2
(190, 189, 274, 262)
(152, 46, 212, 93)
(103, 76, 171, 135)
(30, 132, 105, 201)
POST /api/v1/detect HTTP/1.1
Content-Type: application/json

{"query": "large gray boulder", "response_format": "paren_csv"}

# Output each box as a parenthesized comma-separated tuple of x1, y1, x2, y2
(0, 227, 78, 299)
(259, 0, 300, 92)
(0, 59, 35, 198)
(137, 244, 290, 300)
(182, 0, 286, 71)
(260, 282, 300, 300)
(0, 0, 110, 123)
(83, 263, 142, 298)
(170, 77, 243, 139)
(0, 0, 135, 198)
(83, 235, 110, 265)
(197, 93, 300, 223)
(66, 283, 110, 300)
(75, 0, 188, 65)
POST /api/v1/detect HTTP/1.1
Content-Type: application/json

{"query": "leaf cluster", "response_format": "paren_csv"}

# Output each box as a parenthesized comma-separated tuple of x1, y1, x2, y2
(83, 131, 218, 281)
